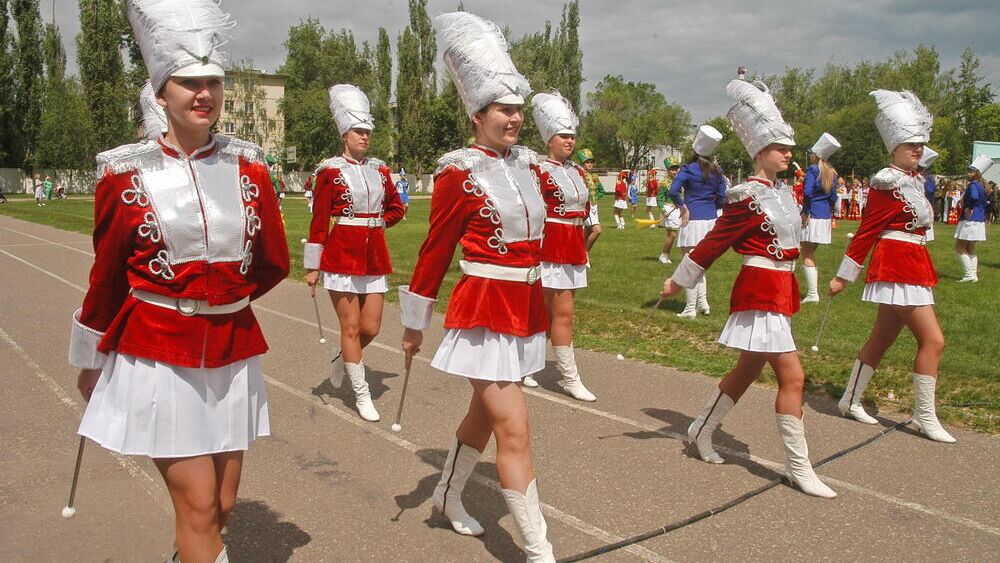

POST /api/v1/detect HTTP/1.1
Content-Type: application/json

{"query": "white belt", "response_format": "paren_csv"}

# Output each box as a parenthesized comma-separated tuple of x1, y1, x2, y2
(459, 260, 541, 284)
(335, 216, 384, 227)
(879, 230, 925, 245)
(131, 289, 250, 317)
(743, 255, 797, 272)
(545, 217, 584, 226)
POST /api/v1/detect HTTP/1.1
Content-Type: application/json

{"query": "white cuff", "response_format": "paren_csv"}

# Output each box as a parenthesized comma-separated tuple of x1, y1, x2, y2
(398, 285, 436, 330)
(671, 254, 705, 289)
(68, 308, 108, 370)
(303, 243, 324, 270)
(836, 256, 863, 283)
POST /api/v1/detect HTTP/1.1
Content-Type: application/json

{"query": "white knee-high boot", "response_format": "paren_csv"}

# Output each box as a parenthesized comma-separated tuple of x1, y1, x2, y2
(329, 349, 345, 389)
(502, 480, 555, 563)
(837, 360, 878, 424)
(345, 361, 379, 421)
(970, 255, 979, 282)
(687, 388, 735, 464)
(910, 374, 956, 443)
(552, 345, 596, 401)
(696, 279, 710, 315)
(801, 265, 820, 303)
(432, 438, 485, 536)
(775, 414, 837, 498)
(214, 548, 229, 563)
(957, 253, 975, 282)
(677, 287, 697, 318)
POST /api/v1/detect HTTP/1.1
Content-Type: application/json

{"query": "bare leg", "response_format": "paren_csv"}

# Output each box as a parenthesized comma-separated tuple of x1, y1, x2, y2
(585, 223, 602, 250)
(471, 380, 534, 493)
(329, 291, 362, 363)
(768, 352, 806, 417)
(212, 451, 244, 531)
(896, 305, 945, 375)
(456, 387, 493, 452)
(660, 230, 677, 258)
(717, 351, 768, 402)
(800, 241, 818, 268)
(155, 455, 223, 563)
(357, 293, 385, 350)
(544, 288, 575, 347)
(858, 304, 906, 369)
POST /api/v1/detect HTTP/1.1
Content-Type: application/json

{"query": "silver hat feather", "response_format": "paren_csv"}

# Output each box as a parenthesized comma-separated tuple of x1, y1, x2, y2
(870, 89, 932, 153)
(139, 80, 168, 140)
(726, 79, 795, 159)
(531, 91, 578, 143)
(328, 84, 374, 136)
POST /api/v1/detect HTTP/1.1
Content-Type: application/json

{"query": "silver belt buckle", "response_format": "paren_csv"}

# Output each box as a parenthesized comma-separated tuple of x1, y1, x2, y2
(176, 298, 200, 316)
(526, 266, 540, 284)
(367, 217, 378, 228)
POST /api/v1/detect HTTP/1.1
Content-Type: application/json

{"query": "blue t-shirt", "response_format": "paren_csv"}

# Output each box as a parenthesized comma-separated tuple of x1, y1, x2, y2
(963, 181, 987, 222)
(669, 162, 727, 220)
(802, 165, 838, 219)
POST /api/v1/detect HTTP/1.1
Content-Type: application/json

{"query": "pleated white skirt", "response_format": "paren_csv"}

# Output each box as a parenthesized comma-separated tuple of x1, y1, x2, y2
(925, 225, 935, 242)
(955, 220, 986, 241)
(801, 218, 833, 244)
(661, 204, 682, 229)
(862, 282, 935, 306)
(717, 310, 796, 353)
(78, 353, 270, 458)
(541, 261, 588, 290)
(584, 204, 600, 227)
(323, 272, 388, 294)
(678, 219, 717, 247)
(431, 328, 546, 382)
(613, 200, 628, 210)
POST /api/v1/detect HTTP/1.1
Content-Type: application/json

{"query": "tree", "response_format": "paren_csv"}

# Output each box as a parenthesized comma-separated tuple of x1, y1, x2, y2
(12, 0, 44, 168)
(396, 0, 437, 177)
(953, 47, 994, 154)
(34, 78, 94, 171)
(705, 116, 748, 180)
(41, 21, 63, 81)
(0, 0, 18, 166)
(974, 104, 1000, 144)
(370, 27, 393, 160)
(78, 0, 130, 152)
(581, 75, 690, 170)
(225, 61, 279, 150)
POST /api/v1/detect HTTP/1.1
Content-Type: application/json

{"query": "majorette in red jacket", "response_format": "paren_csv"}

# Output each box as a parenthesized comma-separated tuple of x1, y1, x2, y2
(671, 177, 803, 316)
(68, 136, 291, 370)
(398, 144, 548, 337)
(836, 166, 937, 287)
(615, 175, 627, 201)
(304, 156, 404, 275)
(647, 176, 659, 199)
(537, 158, 590, 265)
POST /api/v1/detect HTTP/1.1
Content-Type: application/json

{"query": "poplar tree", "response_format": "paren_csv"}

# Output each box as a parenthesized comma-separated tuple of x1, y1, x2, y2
(0, 1, 18, 166)
(77, 0, 130, 151)
(12, 0, 44, 168)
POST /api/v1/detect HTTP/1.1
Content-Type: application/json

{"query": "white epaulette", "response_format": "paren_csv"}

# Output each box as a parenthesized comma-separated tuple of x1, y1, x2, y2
(95, 141, 160, 176)
(434, 145, 537, 176)
(315, 155, 387, 174)
(870, 167, 918, 190)
(217, 135, 265, 164)
(726, 179, 773, 204)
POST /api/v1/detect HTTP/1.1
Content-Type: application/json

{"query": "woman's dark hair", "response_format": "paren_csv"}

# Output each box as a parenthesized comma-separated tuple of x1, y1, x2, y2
(688, 152, 721, 183)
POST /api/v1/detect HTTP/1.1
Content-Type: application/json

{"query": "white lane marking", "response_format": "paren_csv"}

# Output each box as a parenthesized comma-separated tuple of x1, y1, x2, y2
(264, 376, 675, 563)
(8, 227, 1000, 541)
(0, 249, 88, 292)
(0, 326, 166, 511)
(3, 226, 95, 257)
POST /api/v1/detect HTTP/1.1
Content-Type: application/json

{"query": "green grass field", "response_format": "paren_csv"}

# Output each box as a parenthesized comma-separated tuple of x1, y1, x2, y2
(3, 194, 997, 433)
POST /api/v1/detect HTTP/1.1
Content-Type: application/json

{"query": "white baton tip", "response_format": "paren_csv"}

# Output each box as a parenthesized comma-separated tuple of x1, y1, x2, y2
(300, 238, 307, 243)
(61, 506, 76, 519)
(847, 232, 855, 238)
(616, 354, 625, 361)
(391, 423, 402, 432)
(810, 345, 819, 352)
(319, 338, 327, 344)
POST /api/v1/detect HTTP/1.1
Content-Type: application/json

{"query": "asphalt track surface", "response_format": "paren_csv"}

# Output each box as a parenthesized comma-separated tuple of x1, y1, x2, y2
(1, 214, 998, 562)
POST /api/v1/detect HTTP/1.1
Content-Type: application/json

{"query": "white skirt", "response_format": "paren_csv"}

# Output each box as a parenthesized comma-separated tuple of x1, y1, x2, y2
(78, 353, 270, 458)
(541, 261, 588, 289)
(955, 220, 986, 241)
(431, 327, 546, 382)
(613, 199, 628, 210)
(925, 225, 935, 242)
(661, 204, 682, 229)
(584, 204, 600, 227)
(717, 310, 796, 353)
(862, 282, 935, 306)
(646, 196, 658, 207)
(678, 219, 717, 247)
(801, 218, 833, 244)
(323, 271, 388, 294)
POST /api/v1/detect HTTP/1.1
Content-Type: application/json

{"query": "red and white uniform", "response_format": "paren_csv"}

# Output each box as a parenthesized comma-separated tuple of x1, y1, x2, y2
(399, 145, 548, 381)
(613, 176, 628, 209)
(304, 156, 404, 294)
(672, 177, 802, 352)
(69, 135, 290, 457)
(537, 158, 589, 289)
(646, 176, 659, 207)
(836, 166, 936, 306)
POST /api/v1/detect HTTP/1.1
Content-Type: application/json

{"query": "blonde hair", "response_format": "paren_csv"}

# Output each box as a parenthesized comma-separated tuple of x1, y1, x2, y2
(818, 159, 837, 193)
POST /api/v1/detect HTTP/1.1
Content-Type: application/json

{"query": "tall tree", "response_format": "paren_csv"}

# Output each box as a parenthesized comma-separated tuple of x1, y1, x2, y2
(12, 0, 44, 168)
(0, 0, 18, 166)
(370, 27, 393, 161)
(34, 78, 94, 171)
(41, 21, 63, 81)
(953, 47, 994, 155)
(396, 0, 437, 177)
(78, 0, 130, 151)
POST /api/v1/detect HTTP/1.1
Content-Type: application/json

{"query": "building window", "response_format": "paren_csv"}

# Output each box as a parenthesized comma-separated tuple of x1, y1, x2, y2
(224, 100, 234, 112)
(244, 101, 254, 113)
(224, 122, 236, 134)
(224, 76, 234, 89)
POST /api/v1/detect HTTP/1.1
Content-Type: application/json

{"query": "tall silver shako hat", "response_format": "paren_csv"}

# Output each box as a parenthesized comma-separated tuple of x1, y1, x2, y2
(127, 0, 235, 93)
(328, 84, 374, 136)
(435, 11, 532, 118)
(726, 79, 795, 159)
(809, 132, 841, 161)
(692, 125, 723, 157)
(970, 154, 994, 174)
(870, 90, 932, 153)
(139, 80, 168, 140)
(531, 91, 578, 142)
(918, 146, 939, 169)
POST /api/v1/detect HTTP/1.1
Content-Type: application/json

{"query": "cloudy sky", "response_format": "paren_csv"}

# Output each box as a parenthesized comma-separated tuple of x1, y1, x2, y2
(47, 0, 998, 122)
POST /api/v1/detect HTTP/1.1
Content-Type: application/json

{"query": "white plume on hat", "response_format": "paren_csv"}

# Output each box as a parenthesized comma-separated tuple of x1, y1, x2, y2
(919, 146, 939, 169)
(532, 91, 578, 142)
(725, 79, 795, 159)
(328, 84, 374, 136)
(435, 11, 532, 118)
(128, 0, 235, 93)
(139, 80, 168, 140)
(810, 132, 841, 161)
(970, 154, 994, 174)
(692, 125, 723, 157)
(870, 89, 932, 153)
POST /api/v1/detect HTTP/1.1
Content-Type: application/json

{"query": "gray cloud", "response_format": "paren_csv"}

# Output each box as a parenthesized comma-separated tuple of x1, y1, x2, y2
(45, 0, 999, 122)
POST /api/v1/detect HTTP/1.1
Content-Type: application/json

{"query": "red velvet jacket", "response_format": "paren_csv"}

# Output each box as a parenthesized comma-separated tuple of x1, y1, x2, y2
(836, 166, 937, 287)
(304, 156, 404, 275)
(399, 145, 548, 337)
(69, 136, 290, 370)
(647, 177, 659, 198)
(537, 158, 589, 265)
(671, 178, 802, 316)
(615, 179, 627, 201)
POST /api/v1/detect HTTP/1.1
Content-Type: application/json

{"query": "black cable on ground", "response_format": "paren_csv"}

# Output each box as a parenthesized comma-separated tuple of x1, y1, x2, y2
(557, 419, 910, 563)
